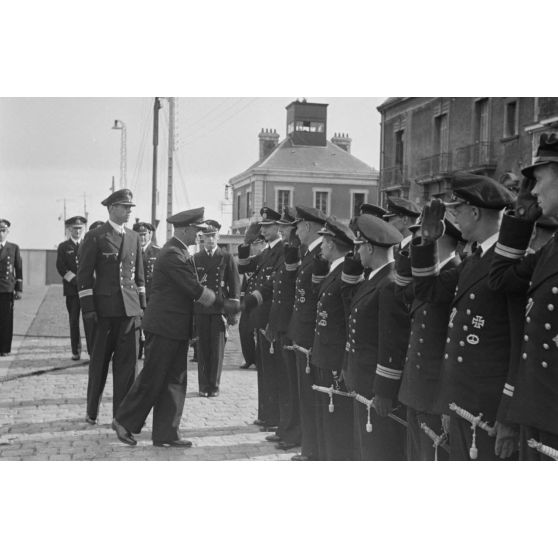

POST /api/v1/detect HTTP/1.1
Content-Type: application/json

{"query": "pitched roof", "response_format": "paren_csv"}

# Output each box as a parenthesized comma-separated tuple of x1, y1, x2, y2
(233, 137, 375, 180)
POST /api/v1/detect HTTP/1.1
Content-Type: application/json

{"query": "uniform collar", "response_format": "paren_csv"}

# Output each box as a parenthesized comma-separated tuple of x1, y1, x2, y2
(267, 237, 281, 249)
(205, 246, 218, 256)
(142, 241, 151, 252)
(108, 219, 125, 235)
(173, 235, 190, 252)
(439, 251, 456, 268)
(307, 237, 322, 253)
(479, 232, 499, 257)
(329, 256, 345, 274)
(368, 258, 393, 281)
(400, 234, 412, 249)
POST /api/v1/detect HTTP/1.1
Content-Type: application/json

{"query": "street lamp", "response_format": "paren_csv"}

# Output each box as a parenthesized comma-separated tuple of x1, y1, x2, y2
(112, 119, 127, 189)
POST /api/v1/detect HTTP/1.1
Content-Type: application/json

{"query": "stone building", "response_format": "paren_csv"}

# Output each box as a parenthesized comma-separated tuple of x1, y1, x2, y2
(229, 99, 379, 234)
(377, 97, 558, 206)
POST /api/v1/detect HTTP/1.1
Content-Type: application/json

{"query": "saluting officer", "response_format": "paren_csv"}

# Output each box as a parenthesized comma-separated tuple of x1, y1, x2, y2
(193, 219, 240, 397)
(77, 189, 146, 425)
(56, 216, 91, 360)
(384, 196, 421, 251)
(395, 215, 463, 460)
(341, 214, 410, 460)
(238, 223, 264, 369)
(239, 207, 284, 431)
(113, 208, 219, 447)
(0, 219, 23, 357)
(413, 173, 519, 460)
(286, 205, 327, 461)
(132, 221, 160, 359)
(264, 208, 301, 451)
(311, 217, 355, 460)
(489, 133, 558, 460)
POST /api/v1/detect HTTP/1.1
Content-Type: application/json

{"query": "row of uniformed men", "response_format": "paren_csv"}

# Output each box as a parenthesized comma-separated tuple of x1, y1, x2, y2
(238, 132, 558, 461)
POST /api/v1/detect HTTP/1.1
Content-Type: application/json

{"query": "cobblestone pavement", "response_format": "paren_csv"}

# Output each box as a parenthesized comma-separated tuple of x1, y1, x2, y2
(0, 285, 298, 461)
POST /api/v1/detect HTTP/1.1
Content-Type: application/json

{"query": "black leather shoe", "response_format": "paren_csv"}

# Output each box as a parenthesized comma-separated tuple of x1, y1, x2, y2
(153, 439, 193, 448)
(291, 453, 314, 461)
(240, 362, 252, 369)
(199, 391, 209, 397)
(112, 418, 137, 446)
(253, 419, 266, 426)
(208, 389, 220, 397)
(71, 353, 81, 361)
(276, 441, 299, 451)
(265, 434, 281, 442)
(85, 415, 97, 425)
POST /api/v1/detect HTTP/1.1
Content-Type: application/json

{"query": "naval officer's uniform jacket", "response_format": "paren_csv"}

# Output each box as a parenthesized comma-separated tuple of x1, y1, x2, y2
(489, 214, 558, 458)
(141, 242, 160, 301)
(342, 261, 410, 460)
(77, 221, 146, 419)
(411, 236, 524, 460)
(0, 241, 23, 354)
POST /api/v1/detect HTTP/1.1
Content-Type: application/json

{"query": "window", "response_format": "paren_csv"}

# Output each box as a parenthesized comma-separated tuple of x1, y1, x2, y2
(504, 101, 518, 137)
(351, 191, 367, 217)
(277, 189, 291, 212)
(294, 120, 324, 133)
(474, 98, 489, 143)
(246, 191, 252, 218)
(314, 190, 329, 214)
(395, 130, 405, 167)
(434, 113, 449, 153)
(236, 193, 241, 221)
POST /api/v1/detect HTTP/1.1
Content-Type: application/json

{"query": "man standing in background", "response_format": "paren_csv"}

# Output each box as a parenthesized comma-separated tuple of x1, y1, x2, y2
(56, 215, 90, 360)
(0, 219, 23, 357)
(193, 219, 240, 397)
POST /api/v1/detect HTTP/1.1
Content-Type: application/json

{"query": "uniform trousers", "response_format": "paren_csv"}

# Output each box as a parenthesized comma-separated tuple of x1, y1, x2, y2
(86, 316, 138, 420)
(276, 334, 301, 445)
(257, 331, 280, 427)
(519, 425, 558, 461)
(406, 407, 448, 461)
(296, 351, 319, 459)
(239, 310, 256, 366)
(353, 401, 406, 461)
(314, 368, 353, 460)
(196, 313, 226, 394)
(449, 415, 517, 461)
(116, 333, 188, 442)
(0, 292, 15, 353)
(65, 295, 93, 355)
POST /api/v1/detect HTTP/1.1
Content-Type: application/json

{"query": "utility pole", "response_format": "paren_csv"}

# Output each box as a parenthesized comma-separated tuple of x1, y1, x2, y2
(111, 176, 115, 193)
(83, 192, 88, 222)
(151, 97, 162, 238)
(112, 120, 127, 189)
(166, 97, 176, 241)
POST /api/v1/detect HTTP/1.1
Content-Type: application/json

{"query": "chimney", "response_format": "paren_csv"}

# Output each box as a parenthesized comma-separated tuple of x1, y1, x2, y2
(331, 132, 352, 153)
(258, 128, 280, 160)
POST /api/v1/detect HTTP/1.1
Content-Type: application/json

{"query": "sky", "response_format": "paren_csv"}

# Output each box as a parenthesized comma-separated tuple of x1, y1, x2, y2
(0, 97, 385, 249)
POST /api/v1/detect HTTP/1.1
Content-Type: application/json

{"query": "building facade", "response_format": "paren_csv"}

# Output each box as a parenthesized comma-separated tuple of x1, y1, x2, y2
(377, 97, 558, 206)
(229, 100, 379, 234)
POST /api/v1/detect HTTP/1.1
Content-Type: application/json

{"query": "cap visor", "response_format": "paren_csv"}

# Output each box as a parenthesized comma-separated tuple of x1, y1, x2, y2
(521, 160, 551, 178)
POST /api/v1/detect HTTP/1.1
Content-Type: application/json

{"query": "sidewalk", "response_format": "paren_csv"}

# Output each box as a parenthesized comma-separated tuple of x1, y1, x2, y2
(0, 286, 298, 460)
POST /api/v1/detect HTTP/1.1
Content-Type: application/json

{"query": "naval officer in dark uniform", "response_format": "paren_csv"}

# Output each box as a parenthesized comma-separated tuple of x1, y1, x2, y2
(489, 133, 558, 460)
(239, 207, 284, 430)
(311, 216, 356, 460)
(384, 196, 421, 252)
(113, 208, 219, 446)
(395, 216, 462, 460)
(0, 219, 23, 356)
(286, 205, 327, 461)
(193, 219, 240, 397)
(77, 189, 146, 424)
(133, 221, 160, 359)
(56, 215, 91, 360)
(413, 173, 519, 460)
(342, 214, 410, 460)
